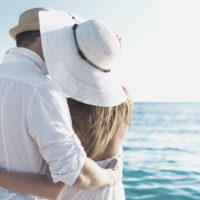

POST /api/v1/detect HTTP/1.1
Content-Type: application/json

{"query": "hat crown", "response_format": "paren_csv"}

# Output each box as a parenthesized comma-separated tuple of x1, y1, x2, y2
(76, 19, 121, 70)
(9, 7, 51, 39)
(18, 7, 50, 25)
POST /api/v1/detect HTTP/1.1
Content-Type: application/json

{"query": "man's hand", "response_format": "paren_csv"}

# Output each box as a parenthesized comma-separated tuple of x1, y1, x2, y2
(105, 158, 120, 186)
(106, 158, 118, 170)
(73, 157, 121, 189)
(45, 167, 53, 181)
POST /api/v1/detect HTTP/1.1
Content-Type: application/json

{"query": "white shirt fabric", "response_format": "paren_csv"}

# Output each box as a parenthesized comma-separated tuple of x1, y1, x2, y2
(0, 47, 86, 200)
(57, 153, 125, 200)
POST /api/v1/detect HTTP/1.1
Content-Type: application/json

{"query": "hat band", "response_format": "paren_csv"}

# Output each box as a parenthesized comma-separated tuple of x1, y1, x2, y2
(72, 24, 111, 73)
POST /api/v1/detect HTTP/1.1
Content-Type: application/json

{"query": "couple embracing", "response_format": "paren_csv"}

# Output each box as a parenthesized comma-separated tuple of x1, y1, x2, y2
(0, 7, 133, 200)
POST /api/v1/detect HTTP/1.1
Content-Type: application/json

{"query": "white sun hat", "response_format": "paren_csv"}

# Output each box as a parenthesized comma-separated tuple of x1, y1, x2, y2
(39, 10, 126, 107)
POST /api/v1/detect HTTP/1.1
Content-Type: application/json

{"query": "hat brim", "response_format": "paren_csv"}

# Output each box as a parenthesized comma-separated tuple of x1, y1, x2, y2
(39, 10, 126, 107)
(9, 22, 40, 39)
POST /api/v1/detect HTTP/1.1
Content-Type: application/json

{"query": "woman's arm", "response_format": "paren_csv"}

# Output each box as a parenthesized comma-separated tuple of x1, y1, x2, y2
(0, 170, 64, 200)
(94, 122, 129, 161)
(109, 122, 129, 154)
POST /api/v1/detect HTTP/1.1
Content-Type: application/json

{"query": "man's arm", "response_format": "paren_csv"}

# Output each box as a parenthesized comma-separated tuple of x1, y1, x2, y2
(27, 82, 118, 188)
(0, 170, 64, 200)
(0, 158, 118, 199)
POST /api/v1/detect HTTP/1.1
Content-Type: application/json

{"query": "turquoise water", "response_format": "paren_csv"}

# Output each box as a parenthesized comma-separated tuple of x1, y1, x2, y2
(123, 103, 200, 200)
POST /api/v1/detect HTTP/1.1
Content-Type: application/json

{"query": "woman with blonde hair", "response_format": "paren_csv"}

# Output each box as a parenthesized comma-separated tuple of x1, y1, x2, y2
(0, 10, 133, 200)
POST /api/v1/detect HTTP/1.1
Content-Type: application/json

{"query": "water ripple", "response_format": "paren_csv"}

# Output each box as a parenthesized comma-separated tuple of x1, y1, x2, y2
(123, 103, 200, 200)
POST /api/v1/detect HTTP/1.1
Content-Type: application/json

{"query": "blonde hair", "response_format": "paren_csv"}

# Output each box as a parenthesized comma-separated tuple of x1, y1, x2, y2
(67, 92, 133, 159)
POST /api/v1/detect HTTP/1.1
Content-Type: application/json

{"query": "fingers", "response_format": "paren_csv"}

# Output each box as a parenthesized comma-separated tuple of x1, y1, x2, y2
(106, 158, 118, 170)
(45, 167, 53, 181)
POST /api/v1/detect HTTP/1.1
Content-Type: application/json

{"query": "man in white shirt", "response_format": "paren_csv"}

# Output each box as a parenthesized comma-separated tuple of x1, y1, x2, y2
(0, 7, 118, 200)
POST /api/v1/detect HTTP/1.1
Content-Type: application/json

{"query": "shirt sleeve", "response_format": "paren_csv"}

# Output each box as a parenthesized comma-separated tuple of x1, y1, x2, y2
(27, 81, 86, 186)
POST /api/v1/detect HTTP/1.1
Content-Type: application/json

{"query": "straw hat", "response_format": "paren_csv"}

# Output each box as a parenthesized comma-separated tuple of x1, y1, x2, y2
(9, 7, 51, 39)
(39, 10, 126, 107)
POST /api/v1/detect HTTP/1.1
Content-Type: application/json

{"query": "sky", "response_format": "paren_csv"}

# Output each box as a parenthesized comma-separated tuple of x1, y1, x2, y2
(1, 0, 200, 102)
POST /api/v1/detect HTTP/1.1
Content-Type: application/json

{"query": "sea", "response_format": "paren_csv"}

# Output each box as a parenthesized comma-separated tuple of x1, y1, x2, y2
(123, 103, 200, 200)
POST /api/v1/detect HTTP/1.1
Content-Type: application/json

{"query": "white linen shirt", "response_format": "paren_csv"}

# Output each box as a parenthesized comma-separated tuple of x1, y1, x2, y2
(0, 48, 86, 200)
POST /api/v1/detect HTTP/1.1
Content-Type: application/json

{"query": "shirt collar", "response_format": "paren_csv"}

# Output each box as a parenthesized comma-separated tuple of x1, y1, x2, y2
(3, 47, 48, 75)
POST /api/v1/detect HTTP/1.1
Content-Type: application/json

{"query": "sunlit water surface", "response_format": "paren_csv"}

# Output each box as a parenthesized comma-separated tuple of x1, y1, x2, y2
(123, 103, 200, 200)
